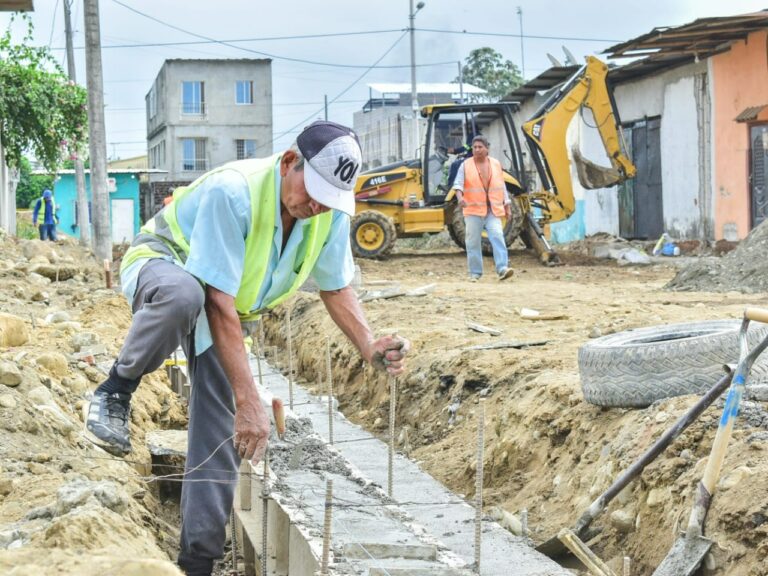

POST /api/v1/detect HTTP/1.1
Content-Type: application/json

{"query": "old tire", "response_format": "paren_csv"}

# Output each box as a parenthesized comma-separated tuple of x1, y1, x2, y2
(447, 199, 524, 256)
(351, 210, 397, 259)
(579, 320, 768, 407)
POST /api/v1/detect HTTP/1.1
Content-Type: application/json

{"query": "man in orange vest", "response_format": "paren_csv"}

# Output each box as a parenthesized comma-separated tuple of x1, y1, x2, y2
(451, 135, 514, 281)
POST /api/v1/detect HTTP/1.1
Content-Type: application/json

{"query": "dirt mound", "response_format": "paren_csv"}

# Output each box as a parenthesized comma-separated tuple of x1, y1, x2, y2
(666, 220, 768, 293)
(0, 232, 186, 574)
(266, 251, 768, 576)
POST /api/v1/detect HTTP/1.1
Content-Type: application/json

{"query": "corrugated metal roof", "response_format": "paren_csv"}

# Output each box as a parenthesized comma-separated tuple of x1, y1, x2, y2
(735, 105, 768, 123)
(501, 65, 580, 103)
(604, 10, 768, 82)
(367, 82, 485, 95)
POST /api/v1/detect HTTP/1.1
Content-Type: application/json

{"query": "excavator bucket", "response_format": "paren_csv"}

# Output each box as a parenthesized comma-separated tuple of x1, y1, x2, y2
(572, 148, 624, 190)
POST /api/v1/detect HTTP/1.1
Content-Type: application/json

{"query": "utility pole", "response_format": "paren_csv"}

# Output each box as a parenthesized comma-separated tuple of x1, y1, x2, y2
(63, 0, 89, 245)
(83, 0, 111, 262)
(517, 6, 526, 80)
(324, 95, 328, 121)
(409, 0, 425, 158)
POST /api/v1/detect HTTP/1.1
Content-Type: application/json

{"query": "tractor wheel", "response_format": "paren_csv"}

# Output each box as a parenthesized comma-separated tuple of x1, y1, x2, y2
(351, 211, 397, 259)
(447, 199, 524, 255)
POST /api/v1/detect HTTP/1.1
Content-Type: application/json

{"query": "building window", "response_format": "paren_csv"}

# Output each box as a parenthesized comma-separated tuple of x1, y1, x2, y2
(181, 81, 205, 115)
(148, 87, 157, 119)
(150, 140, 166, 169)
(236, 80, 254, 105)
(236, 139, 258, 160)
(181, 138, 207, 171)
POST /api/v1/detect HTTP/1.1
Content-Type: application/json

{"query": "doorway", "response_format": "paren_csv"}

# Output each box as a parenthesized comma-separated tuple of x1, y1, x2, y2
(751, 124, 768, 229)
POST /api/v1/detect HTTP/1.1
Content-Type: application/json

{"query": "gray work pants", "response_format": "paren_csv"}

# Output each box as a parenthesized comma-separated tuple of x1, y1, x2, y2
(119, 259, 238, 574)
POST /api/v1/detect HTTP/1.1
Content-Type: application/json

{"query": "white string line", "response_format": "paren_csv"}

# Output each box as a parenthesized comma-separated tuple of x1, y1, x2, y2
(332, 516, 394, 576)
(143, 433, 236, 483)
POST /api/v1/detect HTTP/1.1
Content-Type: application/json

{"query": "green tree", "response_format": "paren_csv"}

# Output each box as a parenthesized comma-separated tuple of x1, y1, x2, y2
(456, 47, 524, 102)
(0, 15, 88, 172)
(15, 157, 53, 209)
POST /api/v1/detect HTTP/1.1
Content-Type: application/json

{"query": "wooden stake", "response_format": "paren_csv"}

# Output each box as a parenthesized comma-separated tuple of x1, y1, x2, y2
(103, 259, 111, 289)
(623, 557, 631, 576)
(557, 528, 617, 576)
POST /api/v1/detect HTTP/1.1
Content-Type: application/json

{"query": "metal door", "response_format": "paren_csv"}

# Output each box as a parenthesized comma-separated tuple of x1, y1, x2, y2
(111, 198, 135, 244)
(618, 126, 634, 238)
(631, 118, 663, 240)
(751, 124, 768, 229)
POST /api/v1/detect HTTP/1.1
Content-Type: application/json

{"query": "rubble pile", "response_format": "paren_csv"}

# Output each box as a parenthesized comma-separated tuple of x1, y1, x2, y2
(0, 231, 186, 575)
(666, 219, 768, 293)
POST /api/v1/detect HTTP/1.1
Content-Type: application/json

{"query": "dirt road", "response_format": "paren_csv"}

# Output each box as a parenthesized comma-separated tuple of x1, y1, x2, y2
(273, 245, 768, 576)
(3, 232, 768, 576)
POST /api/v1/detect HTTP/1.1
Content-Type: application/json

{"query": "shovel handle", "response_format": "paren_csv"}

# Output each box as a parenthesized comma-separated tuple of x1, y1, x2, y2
(745, 307, 768, 324)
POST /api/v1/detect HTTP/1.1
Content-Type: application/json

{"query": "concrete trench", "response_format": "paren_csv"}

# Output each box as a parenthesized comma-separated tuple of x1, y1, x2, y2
(226, 355, 571, 576)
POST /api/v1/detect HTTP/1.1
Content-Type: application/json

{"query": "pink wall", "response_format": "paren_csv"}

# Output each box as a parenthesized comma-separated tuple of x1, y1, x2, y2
(712, 30, 768, 239)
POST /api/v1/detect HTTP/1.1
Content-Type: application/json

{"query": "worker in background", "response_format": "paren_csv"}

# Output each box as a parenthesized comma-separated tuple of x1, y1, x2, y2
(84, 120, 410, 576)
(32, 189, 59, 241)
(445, 130, 476, 190)
(451, 135, 515, 282)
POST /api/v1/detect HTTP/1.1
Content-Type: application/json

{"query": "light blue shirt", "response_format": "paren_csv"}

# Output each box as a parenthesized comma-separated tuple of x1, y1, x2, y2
(121, 159, 354, 355)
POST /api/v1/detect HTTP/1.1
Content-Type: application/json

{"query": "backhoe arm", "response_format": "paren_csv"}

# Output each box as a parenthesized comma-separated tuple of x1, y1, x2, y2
(521, 56, 636, 224)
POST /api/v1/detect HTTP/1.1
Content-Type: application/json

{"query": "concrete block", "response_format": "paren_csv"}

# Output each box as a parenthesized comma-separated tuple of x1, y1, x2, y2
(288, 523, 320, 576)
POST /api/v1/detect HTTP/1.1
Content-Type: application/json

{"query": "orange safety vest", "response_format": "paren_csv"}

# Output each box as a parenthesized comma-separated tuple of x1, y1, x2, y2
(462, 157, 506, 217)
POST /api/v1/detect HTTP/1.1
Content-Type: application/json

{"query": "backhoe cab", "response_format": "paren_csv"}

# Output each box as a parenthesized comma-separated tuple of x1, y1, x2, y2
(350, 56, 635, 263)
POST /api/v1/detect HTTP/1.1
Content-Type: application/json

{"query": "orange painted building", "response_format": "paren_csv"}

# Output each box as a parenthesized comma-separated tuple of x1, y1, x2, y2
(711, 29, 768, 240)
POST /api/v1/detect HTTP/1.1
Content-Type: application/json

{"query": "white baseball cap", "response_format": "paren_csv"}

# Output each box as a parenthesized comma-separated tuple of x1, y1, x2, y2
(296, 121, 362, 217)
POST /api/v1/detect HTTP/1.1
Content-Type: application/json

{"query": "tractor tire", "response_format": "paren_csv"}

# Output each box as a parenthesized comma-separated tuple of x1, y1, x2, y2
(447, 199, 524, 256)
(578, 320, 768, 408)
(351, 210, 397, 259)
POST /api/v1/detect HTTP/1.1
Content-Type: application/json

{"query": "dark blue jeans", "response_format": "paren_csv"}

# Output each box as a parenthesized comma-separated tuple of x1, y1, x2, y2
(38, 224, 57, 241)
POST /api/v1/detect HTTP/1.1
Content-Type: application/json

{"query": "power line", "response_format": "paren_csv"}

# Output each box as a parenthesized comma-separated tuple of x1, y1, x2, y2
(264, 31, 409, 152)
(109, 0, 456, 70)
(47, 0, 61, 48)
(414, 27, 622, 43)
(54, 28, 405, 50)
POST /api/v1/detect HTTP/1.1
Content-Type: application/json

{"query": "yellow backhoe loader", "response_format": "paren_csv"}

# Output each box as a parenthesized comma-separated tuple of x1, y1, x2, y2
(350, 56, 636, 264)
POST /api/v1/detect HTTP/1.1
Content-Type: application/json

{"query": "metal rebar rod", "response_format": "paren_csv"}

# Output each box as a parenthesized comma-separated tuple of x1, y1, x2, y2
(326, 339, 334, 445)
(230, 508, 238, 573)
(388, 376, 397, 498)
(474, 398, 485, 572)
(261, 451, 269, 576)
(286, 307, 295, 410)
(258, 317, 266, 355)
(321, 478, 334, 575)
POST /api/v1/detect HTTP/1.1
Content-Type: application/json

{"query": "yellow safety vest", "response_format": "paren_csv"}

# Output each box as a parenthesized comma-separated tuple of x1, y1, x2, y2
(121, 154, 333, 320)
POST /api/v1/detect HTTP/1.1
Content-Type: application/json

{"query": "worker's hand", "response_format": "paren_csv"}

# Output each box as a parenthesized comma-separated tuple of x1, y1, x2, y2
(367, 335, 411, 376)
(504, 203, 512, 218)
(457, 195, 467, 208)
(233, 394, 270, 463)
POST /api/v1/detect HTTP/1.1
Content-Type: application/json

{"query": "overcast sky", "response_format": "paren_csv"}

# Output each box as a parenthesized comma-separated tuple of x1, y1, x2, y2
(3, 0, 766, 159)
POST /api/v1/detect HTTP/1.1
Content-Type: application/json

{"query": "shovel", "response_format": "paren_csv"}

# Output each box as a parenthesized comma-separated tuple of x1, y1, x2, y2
(653, 307, 768, 576)
(538, 367, 734, 559)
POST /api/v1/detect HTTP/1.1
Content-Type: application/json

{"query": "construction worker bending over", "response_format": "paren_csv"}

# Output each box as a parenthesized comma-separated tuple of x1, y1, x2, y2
(451, 135, 514, 282)
(85, 121, 410, 576)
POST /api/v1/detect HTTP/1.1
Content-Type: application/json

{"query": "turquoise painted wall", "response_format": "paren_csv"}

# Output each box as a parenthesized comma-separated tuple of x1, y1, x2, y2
(52, 172, 141, 240)
(549, 198, 586, 244)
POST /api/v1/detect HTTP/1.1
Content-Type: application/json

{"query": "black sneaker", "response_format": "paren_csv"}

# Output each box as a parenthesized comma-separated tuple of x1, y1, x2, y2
(85, 391, 132, 454)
